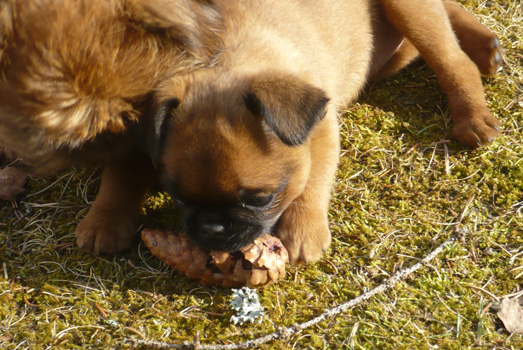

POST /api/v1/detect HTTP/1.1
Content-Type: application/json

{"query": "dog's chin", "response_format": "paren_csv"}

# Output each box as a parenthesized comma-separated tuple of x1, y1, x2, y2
(185, 222, 268, 252)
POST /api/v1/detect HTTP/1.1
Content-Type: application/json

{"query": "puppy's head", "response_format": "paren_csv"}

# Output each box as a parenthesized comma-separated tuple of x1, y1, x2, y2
(0, 0, 221, 171)
(150, 70, 329, 251)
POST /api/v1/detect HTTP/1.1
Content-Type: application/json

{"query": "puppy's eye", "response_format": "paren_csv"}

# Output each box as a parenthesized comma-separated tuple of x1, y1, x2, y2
(242, 193, 275, 208)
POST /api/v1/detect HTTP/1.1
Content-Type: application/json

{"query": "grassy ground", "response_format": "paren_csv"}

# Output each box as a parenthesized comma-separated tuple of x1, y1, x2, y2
(1, 0, 522, 349)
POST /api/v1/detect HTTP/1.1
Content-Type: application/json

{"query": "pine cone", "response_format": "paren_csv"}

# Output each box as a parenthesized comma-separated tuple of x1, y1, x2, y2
(141, 229, 289, 287)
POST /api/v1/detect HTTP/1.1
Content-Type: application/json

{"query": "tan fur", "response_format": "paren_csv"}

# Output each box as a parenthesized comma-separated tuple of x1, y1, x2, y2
(0, 0, 221, 171)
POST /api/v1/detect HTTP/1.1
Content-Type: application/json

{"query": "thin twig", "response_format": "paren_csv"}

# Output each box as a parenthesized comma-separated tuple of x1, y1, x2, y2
(466, 285, 500, 302)
(458, 194, 476, 223)
(127, 233, 457, 349)
(23, 295, 39, 308)
(443, 143, 450, 175)
(94, 302, 108, 318)
(502, 290, 523, 299)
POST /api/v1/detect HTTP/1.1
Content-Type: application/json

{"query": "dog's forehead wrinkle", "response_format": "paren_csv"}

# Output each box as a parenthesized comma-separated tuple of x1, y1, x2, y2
(173, 137, 240, 198)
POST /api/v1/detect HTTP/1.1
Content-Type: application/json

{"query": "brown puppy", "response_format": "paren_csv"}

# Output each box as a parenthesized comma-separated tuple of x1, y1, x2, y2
(130, 0, 500, 265)
(0, 0, 221, 172)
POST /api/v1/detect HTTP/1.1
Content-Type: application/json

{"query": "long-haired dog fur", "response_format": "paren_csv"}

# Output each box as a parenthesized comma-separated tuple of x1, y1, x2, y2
(0, 0, 221, 171)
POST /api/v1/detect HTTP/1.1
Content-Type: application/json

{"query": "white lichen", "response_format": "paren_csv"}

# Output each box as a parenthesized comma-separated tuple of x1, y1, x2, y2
(229, 287, 264, 325)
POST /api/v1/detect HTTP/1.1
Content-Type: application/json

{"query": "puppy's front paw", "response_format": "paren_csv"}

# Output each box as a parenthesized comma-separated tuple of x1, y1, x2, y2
(275, 209, 331, 266)
(76, 208, 137, 254)
(452, 109, 500, 148)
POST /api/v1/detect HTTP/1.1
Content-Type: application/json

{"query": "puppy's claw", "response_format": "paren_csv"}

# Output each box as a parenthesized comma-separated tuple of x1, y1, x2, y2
(491, 37, 500, 49)
(495, 51, 501, 63)
(95, 243, 102, 256)
(492, 51, 502, 65)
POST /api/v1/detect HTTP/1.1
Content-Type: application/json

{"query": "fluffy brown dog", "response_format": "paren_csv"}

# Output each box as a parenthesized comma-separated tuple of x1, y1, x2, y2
(132, 0, 500, 265)
(0, 0, 221, 172)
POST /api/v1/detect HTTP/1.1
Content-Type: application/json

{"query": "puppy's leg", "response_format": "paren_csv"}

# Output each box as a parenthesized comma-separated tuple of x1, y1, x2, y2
(76, 155, 154, 254)
(379, 0, 500, 148)
(373, 1, 503, 81)
(275, 112, 339, 265)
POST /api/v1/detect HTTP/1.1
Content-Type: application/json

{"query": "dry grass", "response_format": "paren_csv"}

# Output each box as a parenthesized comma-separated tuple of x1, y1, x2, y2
(1, 0, 522, 349)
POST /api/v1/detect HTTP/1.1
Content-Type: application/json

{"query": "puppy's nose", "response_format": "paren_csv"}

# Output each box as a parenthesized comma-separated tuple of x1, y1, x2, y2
(200, 223, 225, 237)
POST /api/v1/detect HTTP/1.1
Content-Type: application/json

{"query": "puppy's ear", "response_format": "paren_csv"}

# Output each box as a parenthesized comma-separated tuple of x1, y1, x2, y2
(140, 98, 180, 165)
(244, 74, 329, 146)
(125, 0, 221, 57)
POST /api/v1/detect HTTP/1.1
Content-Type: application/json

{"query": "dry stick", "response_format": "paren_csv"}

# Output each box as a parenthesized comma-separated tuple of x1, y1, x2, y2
(128, 234, 457, 350)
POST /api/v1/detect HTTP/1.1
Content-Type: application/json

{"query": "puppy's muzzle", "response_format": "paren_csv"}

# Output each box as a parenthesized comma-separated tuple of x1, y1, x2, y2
(184, 208, 267, 251)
